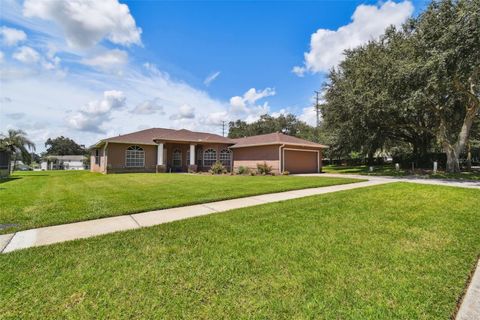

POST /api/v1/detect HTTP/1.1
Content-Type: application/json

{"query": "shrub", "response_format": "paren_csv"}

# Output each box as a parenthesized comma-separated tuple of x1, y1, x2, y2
(237, 166, 250, 175)
(282, 170, 290, 175)
(209, 161, 226, 174)
(256, 162, 272, 175)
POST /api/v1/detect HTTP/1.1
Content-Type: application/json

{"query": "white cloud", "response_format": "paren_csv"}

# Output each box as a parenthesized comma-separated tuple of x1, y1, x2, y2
(132, 98, 165, 115)
(291, 66, 306, 77)
(169, 104, 195, 120)
(229, 87, 275, 120)
(0, 26, 27, 46)
(23, 0, 142, 49)
(203, 71, 220, 86)
(68, 90, 126, 133)
(82, 49, 128, 70)
(6, 112, 25, 120)
(294, 1, 413, 74)
(13, 46, 39, 63)
(299, 106, 318, 126)
(0, 96, 12, 103)
(0, 51, 4, 63)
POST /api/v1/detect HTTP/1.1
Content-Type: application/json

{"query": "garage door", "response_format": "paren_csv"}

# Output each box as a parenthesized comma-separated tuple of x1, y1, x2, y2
(284, 149, 318, 174)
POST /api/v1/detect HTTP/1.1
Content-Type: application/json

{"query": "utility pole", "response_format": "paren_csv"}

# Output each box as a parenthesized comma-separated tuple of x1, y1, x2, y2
(314, 90, 321, 128)
(221, 121, 226, 137)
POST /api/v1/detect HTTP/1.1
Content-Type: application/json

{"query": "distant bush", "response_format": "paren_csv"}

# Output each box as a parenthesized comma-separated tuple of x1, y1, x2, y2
(237, 166, 250, 175)
(210, 161, 226, 174)
(256, 162, 272, 175)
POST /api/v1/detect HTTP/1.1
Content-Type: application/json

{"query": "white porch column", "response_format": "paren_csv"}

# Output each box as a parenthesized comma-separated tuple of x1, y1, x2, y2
(157, 143, 164, 166)
(189, 144, 195, 165)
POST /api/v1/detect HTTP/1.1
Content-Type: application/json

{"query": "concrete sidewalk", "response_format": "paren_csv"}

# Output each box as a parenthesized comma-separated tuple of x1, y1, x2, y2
(456, 259, 480, 320)
(299, 173, 480, 189)
(1, 179, 390, 253)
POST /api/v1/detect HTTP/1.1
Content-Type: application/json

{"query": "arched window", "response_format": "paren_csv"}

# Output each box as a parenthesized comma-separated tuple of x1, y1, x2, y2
(219, 149, 231, 167)
(126, 145, 144, 168)
(173, 149, 182, 167)
(203, 148, 217, 167)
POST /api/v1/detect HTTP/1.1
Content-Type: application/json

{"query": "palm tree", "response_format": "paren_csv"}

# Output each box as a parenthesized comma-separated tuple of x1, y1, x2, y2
(0, 129, 36, 173)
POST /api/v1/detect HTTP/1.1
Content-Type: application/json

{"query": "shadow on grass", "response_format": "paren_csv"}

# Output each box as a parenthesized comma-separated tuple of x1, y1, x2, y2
(0, 177, 22, 184)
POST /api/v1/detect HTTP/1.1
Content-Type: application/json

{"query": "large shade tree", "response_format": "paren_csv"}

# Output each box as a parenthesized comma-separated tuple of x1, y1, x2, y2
(44, 136, 86, 155)
(321, 0, 479, 172)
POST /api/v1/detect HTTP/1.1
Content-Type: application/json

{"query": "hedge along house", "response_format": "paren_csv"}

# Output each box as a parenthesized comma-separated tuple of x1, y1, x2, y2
(90, 128, 327, 174)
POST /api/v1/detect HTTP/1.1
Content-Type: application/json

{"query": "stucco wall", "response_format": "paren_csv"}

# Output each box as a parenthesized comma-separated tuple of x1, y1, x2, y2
(90, 148, 105, 173)
(232, 145, 280, 173)
(106, 143, 157, 173)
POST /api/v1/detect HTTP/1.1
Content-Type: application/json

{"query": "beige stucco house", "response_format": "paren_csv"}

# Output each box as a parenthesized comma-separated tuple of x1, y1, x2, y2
(91, 128, 327, 174)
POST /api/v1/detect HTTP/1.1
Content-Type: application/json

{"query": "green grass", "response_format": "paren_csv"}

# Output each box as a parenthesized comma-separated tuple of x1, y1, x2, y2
(323, 164, 480, 180)
(0, 171, 359, 234)
(1, 183, 478, 319)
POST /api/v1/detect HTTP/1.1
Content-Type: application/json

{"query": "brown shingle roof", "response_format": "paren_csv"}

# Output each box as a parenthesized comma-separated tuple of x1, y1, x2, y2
(93, 128, 327, 149)
(230, 132, 328, 148)
(94, 128, 234, 146)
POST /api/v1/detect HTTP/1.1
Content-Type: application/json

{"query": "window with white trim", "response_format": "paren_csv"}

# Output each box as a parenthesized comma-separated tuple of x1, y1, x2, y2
(219, 149, 231, 167)
(203, 148, 217, 167)
(173, 149, 182, 167)
(125, 145, 144, 168)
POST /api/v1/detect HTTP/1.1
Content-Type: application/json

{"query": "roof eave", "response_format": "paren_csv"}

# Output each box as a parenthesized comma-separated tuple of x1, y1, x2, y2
(230, 142, 328, 149)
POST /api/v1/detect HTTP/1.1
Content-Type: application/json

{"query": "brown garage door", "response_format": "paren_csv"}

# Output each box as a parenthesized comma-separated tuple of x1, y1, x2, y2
(284, 149, 318, 173)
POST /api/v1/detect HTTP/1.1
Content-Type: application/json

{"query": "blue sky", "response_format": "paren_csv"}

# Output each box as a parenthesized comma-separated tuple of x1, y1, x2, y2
(0, 0, 426, 151)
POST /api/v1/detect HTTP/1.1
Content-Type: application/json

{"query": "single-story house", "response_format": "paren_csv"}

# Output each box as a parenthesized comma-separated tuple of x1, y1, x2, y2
(41, 155, 86, 170)
(90, 128, 327, 174)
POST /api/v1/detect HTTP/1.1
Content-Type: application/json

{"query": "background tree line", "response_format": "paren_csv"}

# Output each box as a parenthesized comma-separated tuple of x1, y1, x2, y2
(0, 130, 87, 170)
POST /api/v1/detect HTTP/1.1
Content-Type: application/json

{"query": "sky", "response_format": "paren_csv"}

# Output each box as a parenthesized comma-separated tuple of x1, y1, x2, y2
(0, 0, 428, 152)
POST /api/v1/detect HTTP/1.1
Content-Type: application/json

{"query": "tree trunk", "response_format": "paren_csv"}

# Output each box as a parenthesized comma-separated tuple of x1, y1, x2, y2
(367, 151, 375, 166)
(439, 101, 478, 173)
(445, 146, 461, 173)
(466, 142, 472, 172)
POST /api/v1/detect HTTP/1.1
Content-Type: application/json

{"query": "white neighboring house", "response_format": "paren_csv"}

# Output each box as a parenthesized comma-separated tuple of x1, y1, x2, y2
(41, 155, 86, 170)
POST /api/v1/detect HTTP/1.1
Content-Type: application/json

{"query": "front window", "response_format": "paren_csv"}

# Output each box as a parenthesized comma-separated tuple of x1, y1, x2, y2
(203, 148, 217, 167)
(219, 149, 231, 167)
(173, 149, 182, 167)
(126, 145, 145, 168)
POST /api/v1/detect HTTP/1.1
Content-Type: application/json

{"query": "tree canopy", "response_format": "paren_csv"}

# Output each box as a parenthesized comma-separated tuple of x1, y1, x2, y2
(44, 136, 86, 156)
(321, 0, 479, 172)
(228, 113, 317, 141)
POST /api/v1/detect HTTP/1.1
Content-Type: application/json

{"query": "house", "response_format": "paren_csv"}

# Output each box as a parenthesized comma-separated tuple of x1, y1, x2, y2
(90, 128, 327, 174)
(41, 155, 86, 170)
(0, 150, 10, 177)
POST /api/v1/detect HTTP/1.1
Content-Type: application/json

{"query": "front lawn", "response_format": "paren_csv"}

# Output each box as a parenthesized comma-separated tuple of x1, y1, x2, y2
(1, 183, 478, 318)
(323, 164, 480, 180)
(0, 171, 359, 234)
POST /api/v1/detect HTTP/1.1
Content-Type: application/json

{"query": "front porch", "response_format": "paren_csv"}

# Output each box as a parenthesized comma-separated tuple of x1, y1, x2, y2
(155, 141, 232, 173)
